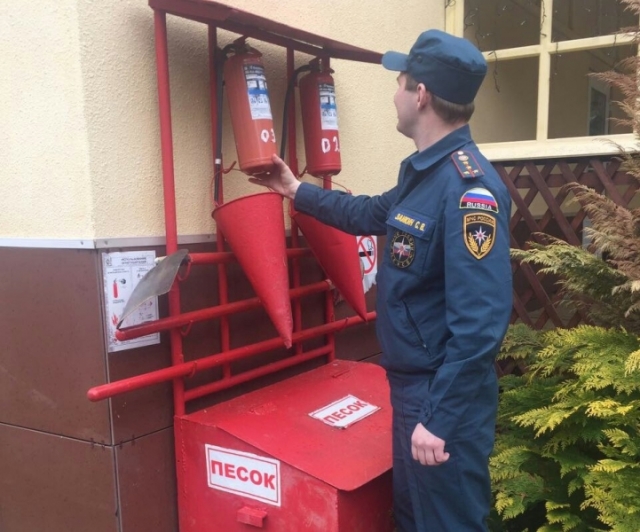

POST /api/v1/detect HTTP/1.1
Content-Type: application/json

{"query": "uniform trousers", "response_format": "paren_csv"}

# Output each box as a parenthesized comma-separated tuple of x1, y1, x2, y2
(387, 368, 498, 532)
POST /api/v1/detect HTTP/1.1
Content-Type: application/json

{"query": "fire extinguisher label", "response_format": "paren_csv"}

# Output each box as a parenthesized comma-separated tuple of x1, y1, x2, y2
(318, 82, 338, 131)
(244, 64, 273, 120)
(205, 444, 281, 506)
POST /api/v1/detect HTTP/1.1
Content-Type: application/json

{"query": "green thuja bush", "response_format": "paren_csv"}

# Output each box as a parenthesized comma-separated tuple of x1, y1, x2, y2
(490, 2, 640, 529)
(491, 324, 640, 531)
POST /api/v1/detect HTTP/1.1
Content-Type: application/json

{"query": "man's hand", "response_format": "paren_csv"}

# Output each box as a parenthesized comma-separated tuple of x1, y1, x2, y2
(411, 423, 450, 466)
(248, 154, 301, 200)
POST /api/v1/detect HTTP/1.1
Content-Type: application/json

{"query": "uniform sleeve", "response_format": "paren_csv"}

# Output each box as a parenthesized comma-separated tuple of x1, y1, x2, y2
(294, 182, 397, 236)
(422, 185, 513, 442)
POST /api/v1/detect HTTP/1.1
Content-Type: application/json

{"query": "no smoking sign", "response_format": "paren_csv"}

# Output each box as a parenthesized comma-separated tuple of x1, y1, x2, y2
(357, 235, 377, 292)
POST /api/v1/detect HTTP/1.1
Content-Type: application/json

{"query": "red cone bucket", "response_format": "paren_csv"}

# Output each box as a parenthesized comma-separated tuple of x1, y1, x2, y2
(213, 193, 293, 347)
(291, 207, 367, 320)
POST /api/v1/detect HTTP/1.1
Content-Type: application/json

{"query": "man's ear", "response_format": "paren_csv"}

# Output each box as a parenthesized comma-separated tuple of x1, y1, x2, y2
(416, 83, 431, 110)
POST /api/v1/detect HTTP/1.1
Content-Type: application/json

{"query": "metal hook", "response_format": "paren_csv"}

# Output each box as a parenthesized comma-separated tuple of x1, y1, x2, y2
(464, 8, 478, 29)
(222, 161, 237, 174)
(180, 321, 194, 337)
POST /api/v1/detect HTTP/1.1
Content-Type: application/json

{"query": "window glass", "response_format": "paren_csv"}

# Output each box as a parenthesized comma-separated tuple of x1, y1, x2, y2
(548, 44, 636, 139)
(464, 0, 542, 52)
(471, 57, 539, 143)
(552, 0, 638, 42)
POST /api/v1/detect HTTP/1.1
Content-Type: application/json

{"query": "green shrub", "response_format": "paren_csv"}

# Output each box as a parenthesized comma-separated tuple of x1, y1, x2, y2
(491, 324, 640, 531)
(490, 2, 640, 528)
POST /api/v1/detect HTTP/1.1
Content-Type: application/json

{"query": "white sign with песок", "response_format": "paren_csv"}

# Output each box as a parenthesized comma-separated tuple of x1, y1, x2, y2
(309, 394, 380, 429)
(206, 445, 281, 506)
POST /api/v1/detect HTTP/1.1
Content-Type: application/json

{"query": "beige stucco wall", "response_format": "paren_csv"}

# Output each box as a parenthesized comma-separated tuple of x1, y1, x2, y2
(1, 0, 95, 239)
(1, 0, 441, 240)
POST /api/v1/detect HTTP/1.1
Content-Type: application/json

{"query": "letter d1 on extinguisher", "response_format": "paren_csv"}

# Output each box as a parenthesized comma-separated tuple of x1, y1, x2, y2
(299, 59, 342, 178)
(223, 45, 278, 176)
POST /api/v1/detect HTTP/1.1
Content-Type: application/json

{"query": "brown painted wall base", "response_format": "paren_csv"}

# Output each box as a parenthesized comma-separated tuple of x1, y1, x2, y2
(0, 242, 381, 532)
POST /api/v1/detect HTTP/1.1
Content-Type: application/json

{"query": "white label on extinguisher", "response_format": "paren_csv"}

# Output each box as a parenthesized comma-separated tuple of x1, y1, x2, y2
(244, 64, 273, 120)
(318, 82, 338, 130)
(206, 445, 281, 506)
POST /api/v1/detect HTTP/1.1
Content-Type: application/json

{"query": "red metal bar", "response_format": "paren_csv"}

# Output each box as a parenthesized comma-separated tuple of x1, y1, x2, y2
(208, 25, 232, 380)
(154, 9, 186, 416)
(325, 288, 336, 362)
(116, 280, 332, 341)
(87, 312, 375, 402)
(148, 0, 383, 64)
(87, 363, 196, 402)
(155, 13, 178, 253)
(185, 312, 374, 373)
(286, 47, 304, 356)
(320, 100, 337, 361)
(184, 345, 332, 401)
(188, 246, 312, 265)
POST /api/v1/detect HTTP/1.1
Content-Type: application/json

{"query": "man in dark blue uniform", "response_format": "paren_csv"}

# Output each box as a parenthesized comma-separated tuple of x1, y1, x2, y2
(251, 29, 513, 532)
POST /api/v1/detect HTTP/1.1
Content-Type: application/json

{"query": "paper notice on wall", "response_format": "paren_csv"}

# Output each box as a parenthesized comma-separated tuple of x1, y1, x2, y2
(357, 235, 377, 293)
(102, 251, 160, 352)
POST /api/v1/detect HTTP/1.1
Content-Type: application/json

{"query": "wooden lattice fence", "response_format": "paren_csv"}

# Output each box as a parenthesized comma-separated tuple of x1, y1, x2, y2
(493, 156, 638, 375)
(497, 156, 638, 329)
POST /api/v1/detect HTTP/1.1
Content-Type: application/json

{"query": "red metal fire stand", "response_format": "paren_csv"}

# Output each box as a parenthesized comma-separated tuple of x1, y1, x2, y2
(87, 1, 393, 530)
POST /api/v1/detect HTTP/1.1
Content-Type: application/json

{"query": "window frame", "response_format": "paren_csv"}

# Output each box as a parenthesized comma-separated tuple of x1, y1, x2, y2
(445, 0, 637, 161)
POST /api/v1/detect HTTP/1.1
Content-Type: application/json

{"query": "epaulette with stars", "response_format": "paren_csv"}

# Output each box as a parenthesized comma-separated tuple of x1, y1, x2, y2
(451, 150, 484, 179)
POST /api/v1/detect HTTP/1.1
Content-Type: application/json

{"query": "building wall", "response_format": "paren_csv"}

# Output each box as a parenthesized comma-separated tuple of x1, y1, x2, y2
(0, 0, 94, 239)
(1, 0, 440, 240)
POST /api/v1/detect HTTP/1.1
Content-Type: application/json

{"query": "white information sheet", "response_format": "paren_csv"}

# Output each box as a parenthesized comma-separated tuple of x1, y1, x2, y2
(102, 251, 160, 352)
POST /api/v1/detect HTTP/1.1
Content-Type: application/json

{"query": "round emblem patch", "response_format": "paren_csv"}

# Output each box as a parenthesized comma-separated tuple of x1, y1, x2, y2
(390, 231, 415, 268)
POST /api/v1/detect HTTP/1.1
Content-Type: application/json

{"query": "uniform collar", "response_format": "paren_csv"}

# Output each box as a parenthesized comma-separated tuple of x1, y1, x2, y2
(407, 124, 472, 172)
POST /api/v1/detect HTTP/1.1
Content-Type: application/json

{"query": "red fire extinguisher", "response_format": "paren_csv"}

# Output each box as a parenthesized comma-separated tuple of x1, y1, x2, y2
(223, 43, 277, 176)
(299, 58, 341, 177)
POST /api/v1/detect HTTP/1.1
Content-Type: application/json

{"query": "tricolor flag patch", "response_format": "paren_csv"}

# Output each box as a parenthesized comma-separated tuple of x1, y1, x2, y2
(459, 187, 499, 214)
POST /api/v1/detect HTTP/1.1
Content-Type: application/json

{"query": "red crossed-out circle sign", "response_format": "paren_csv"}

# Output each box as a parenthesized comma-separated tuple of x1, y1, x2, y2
(357, 235, 377, 274)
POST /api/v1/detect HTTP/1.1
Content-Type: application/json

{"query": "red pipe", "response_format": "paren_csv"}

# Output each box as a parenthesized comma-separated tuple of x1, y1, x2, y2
(188, 246, 312, 265)
(189, 251, 234, 265)
(325, 289, 336, 361)
(115, 280, 332, 341)
(155, 12, 178, 253)
(320, 85, 337, 362)
(154, 10, 186, 416)
(185, 345, 332, 401)
(87, 364, 196, 402)
(208, 25, 232, 379)
(87, 312, 375, 402)
(286, 47, 304, 356)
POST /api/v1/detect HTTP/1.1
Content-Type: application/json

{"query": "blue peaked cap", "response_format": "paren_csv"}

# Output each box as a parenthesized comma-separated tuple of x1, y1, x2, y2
(382, 29, 487, 105)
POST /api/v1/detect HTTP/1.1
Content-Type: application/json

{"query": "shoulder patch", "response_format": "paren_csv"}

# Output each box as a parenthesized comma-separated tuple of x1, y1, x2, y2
(451, 150, 484, 179)
(463, 213, 496, 260)
(460, 187, 499, 213)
